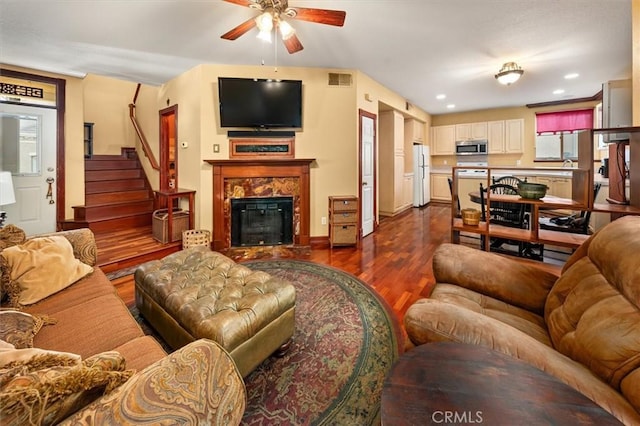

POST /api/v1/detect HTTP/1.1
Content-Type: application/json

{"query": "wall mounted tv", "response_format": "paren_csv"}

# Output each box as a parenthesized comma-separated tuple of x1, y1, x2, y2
(218, 77, 302, 129)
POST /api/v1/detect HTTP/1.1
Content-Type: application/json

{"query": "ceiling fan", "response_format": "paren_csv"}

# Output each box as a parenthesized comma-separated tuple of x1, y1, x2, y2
(221, 0, 346, 54)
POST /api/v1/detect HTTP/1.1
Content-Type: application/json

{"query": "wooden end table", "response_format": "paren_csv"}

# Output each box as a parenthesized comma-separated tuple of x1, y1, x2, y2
(381, 342, 622, 425)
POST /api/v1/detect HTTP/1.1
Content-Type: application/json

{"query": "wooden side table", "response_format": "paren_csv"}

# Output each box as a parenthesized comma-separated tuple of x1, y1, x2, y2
(155, 188, 195, 243)
(328, 196, 359, 248)
(381, 342, 622, 425)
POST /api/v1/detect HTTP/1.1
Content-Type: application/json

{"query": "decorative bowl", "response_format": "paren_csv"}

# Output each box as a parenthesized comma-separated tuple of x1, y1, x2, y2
(517, 182, 548, 199)
(461, 208, 481, 226)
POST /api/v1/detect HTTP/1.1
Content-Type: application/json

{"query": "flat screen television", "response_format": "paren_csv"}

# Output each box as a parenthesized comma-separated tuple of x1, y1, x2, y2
(218, 77, 302, 129)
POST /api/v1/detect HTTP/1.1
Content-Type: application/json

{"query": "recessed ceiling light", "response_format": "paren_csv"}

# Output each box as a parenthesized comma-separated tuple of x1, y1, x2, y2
(553, 89, 565, 95)
(446, 104, 456, 109)
(564, 73, 579, 79)
(436, 94, 446, 100)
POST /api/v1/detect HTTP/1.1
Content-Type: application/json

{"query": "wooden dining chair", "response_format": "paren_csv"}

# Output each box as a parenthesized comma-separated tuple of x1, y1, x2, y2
(492, 175, 528, 187)
(479, 182, 543, 260)
(447, 177, 461, 216)
(539, 183, 602, 235)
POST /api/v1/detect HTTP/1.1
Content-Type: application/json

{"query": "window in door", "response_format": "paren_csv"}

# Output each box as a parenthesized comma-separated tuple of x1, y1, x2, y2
(1, 113, 40, 175)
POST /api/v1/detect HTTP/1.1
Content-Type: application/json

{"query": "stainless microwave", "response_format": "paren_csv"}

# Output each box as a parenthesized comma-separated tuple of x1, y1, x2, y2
(455, 139, 488, 155)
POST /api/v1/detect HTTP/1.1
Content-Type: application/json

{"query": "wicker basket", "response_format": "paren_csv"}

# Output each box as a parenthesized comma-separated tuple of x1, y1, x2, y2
(461, 208, 481, 226)
(152, 209, 189, 243)
(182, 229, 211, 249)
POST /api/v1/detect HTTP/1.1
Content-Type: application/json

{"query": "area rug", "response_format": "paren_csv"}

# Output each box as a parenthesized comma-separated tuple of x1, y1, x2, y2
(129, 259, 401, 426)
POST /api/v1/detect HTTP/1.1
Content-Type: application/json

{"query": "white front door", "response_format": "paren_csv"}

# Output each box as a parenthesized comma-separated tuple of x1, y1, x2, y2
(360, 110, 376, 237)
(1, 103, 57, 235)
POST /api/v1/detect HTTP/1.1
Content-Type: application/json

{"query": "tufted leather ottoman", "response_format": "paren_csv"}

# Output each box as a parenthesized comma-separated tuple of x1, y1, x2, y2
(134, 247, 296, 377)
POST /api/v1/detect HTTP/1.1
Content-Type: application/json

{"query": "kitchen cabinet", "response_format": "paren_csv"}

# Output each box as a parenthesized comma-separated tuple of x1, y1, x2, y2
(456, 122, 488, 141)
(432, 125, 455, 155)
(535, 176, 571, 199)
(487, 119, 524, 154)
(487, 120, 505, 154)
(504, 119, 524, 153)
(329, 196, 359, 248)
(404, 119, 424, 144)
(431, 173, 452, 201)
(380, 110, 410, 216)
(403, 174, 414, 207)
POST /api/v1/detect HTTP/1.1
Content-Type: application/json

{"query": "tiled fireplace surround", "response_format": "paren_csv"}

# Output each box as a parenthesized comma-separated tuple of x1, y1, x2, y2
(205, 159, 314, 250)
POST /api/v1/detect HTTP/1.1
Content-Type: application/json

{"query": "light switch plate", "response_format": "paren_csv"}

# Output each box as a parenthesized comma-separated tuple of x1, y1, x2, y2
(213, 144, 220, 153)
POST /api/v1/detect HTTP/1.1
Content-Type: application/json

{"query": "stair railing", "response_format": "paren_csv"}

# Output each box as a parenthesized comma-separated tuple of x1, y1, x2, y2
(129, 84, 159, 170)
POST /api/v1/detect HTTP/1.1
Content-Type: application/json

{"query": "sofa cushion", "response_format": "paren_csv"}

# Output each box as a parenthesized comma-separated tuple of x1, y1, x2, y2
(1, 236, 93, 306)
(0, 348, 132, 426)
(430, 284, 552, 346)
(29, 294, 145, 360)
(111, 336, 167, 372)
(545, 216, 640, 414)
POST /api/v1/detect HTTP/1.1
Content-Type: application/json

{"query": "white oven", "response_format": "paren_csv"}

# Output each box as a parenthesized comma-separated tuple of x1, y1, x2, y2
(456, 161, 488, 177)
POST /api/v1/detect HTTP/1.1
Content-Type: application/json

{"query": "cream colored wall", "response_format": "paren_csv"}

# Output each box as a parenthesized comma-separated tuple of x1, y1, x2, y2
(83, 74, 160, 187)
(153, 64, 432, 237)
(0, 64, 85, 220)
(157, 64, 358, 237)
(431, 101, 600, 168)
(355, 70, 431, 221)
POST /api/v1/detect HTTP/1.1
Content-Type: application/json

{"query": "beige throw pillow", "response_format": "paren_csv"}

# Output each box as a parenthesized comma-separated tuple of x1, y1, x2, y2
(1, 236, 93, 305)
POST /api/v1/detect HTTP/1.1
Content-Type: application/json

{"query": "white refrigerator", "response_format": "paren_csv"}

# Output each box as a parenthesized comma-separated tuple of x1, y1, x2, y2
(413, 144, 431, 207)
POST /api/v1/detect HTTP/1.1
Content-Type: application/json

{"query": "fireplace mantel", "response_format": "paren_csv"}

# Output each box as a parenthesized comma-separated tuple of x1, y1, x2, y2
(205, 158, 315, 250)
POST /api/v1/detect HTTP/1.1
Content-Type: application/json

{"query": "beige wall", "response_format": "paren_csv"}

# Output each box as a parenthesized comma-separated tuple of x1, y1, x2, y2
(431, 101, 600, 168)
(159, 64, 359, 236)
(83, 75, 160, 186)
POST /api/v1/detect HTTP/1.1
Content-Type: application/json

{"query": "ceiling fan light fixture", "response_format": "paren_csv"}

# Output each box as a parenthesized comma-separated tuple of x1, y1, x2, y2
(255, 11, 273, 32)
(495, 62, 524, 85)
(278, 20, 295, 40)
(257, 28, 273, 43)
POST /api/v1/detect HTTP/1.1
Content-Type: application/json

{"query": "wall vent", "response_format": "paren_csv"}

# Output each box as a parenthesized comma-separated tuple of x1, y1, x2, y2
(328, 73, 353, 87)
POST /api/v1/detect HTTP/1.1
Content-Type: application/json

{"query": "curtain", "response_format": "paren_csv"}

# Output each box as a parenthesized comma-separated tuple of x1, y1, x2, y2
(535, 109, 594, 134)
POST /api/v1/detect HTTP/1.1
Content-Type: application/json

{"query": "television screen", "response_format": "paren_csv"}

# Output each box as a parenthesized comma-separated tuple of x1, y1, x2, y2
(218, 77, 302, 129)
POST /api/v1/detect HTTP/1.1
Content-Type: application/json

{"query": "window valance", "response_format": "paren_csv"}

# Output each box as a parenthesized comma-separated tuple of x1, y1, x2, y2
(535, 109, 594, 134)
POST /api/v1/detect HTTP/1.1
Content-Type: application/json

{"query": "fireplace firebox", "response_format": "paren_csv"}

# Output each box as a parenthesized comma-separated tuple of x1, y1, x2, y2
(231, 196, 294, 247)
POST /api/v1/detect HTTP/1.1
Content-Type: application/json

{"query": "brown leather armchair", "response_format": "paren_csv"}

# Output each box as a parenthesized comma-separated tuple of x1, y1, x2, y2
(404, 216, 640, 425)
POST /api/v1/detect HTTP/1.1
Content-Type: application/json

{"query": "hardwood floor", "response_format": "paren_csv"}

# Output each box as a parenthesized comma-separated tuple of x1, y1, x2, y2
(104, 204, 564, 329)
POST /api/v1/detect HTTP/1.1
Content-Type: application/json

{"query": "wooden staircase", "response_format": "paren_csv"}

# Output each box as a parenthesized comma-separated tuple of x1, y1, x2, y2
(63, 148, 155, 233)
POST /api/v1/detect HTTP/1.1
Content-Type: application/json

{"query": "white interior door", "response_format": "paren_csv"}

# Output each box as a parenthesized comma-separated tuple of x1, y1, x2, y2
(360, 111, 376, 237)
(1, 103, 57, 235)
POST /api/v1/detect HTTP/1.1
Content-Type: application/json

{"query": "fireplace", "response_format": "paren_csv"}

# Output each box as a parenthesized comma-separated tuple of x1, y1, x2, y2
(205, 158, 315, 250)
(231, 196, 293, 247)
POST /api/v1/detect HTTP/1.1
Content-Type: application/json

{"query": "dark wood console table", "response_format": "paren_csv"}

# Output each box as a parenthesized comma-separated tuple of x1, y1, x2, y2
(381, 342, 621, 425)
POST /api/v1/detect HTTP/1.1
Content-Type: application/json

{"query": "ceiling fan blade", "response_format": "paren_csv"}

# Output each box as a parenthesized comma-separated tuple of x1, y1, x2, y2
(222, 0, 256, 7)
(221, 17, 257, 40)
(287, 7, 346, 26)
(283, 34, 304, 54)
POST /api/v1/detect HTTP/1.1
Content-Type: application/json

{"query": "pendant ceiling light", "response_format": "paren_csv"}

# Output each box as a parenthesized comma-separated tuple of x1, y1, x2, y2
(495, 62, 524, 85)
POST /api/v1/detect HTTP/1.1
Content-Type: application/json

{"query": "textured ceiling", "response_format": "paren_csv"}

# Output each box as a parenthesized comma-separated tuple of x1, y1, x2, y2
(0, 0, 632, 114)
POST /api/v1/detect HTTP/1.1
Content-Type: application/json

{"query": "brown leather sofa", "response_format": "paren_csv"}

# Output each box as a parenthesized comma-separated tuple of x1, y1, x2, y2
(1, 228, 246, 424)
(404, 216, 640, 425)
